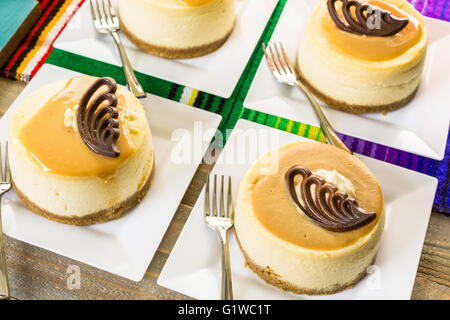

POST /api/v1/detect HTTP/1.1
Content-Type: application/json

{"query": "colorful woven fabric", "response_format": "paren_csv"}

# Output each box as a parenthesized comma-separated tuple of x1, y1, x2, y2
(2, 0, 450, 214)
(0, 0, 84, 82)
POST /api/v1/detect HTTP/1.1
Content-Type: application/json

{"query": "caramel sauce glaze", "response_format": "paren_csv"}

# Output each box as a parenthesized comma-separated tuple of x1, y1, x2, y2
(324, 0, 423, 61)
(20, 77, 135, 179)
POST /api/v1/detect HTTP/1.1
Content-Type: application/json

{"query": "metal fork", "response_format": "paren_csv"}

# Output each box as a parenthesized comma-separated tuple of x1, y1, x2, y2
(263, 42, 352, 154)
(0, 142, 11, 300)
(90, 0, 146, 98)
(204, 175, 234, 300)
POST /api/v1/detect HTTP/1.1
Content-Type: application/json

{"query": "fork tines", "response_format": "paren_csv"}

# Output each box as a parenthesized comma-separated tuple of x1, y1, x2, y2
(90, 0, 118, 30)
(204, 175, 233, 220)
(262, 42, 297, 79)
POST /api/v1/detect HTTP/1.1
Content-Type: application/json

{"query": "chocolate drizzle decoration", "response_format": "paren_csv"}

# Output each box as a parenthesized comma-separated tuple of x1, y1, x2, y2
(285, 165, 376, 232)
(77, 77, 120, 158)
(327, 0, 409, 37)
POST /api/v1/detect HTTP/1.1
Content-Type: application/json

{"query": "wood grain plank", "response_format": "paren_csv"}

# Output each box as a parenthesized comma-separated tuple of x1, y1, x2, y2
(411, 275, 450, 300)
(180, 165, 209, 208)
(412, 212, 450, 299)
(157, 204, 192, 255)
(0, 78, 25, 116)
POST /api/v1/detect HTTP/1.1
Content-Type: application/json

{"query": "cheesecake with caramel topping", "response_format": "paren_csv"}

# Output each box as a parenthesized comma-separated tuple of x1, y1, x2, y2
(297, 0, 427, 113)
(119, 0, 236, 59)
(8, 76, 154, 225)
(234, 142, 385, 295)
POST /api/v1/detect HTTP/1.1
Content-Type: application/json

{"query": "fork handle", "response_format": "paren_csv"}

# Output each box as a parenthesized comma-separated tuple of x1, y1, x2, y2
(295, 80, 352, 154)
(110, 31, 147, 99)
(218, 229, 233, 300)
(0, 202, 10, 300)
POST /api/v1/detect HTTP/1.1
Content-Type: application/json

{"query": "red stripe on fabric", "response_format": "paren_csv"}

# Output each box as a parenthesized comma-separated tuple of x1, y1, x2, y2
(4, 0, 60, 73)
(30, 0, 85, 79)
(39, 0, 51, 10)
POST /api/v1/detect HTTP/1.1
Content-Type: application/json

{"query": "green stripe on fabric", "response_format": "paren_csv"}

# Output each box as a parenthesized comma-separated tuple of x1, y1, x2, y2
(198, 93, 210, 110)
(240, 108, 328, 143)
(203, 94, 215, 111)
(289, 121, 299, 135)
(305, 124, 312, 138)
(214, 0, 288, 137)
(307, 126, 320, 141)
(286, 120, 294, 133)
(240, 108, 254, 122)
(173, 85, 184, 102)
(168, 84, 184, 102)
(315, 128, 326, 142)
(209, 96, 223, 114)
(46, 48, 175, 99)
(277, 118, 289, 131)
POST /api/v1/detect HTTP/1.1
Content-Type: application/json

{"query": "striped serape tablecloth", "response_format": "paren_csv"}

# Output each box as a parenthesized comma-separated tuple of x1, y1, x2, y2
(0, 0, 84, 82)
(1, 0, 449, 214)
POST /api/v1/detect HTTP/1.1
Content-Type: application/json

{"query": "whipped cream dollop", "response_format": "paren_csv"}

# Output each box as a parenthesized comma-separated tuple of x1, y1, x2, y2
(125, 111, 145, 135)
(313, 169, 356, 198)
(293, 169, 356, 215)
(64, 104, 79, 132)
(64, 105, 144, 137)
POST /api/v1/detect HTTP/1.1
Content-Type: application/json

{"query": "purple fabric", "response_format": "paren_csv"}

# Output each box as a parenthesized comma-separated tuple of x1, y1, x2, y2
(335, 0, 450, 214)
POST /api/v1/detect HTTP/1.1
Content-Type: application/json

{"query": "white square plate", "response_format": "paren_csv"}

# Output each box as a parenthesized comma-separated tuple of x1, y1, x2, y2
(244, 0, 450, 160)
(158, 119, 438, 299)
(53, 0, 278, 98)
(0, 64, 222, 281)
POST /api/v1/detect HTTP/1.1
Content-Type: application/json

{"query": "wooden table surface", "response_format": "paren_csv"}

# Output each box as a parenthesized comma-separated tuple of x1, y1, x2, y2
(0, 77, 449, 300)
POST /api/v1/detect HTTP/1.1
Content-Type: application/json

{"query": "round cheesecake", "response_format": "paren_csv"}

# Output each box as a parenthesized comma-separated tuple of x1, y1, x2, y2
(119, 0, 236, 59)
(235, 142, 385, 295)
(9, 76, 154, 226)
(297, 0, 427, 113)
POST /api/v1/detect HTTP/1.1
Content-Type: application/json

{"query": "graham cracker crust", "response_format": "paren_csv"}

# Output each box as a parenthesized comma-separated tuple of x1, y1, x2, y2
(296, 64, 419, 114)
(12, 162, 155, 226)
(120, 17, 235, 59)
(235, 232, 375, 295)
